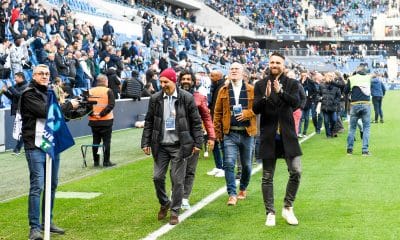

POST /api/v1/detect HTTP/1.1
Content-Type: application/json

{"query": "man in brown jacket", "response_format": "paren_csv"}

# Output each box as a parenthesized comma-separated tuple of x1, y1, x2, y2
(213, 62, 257, 206)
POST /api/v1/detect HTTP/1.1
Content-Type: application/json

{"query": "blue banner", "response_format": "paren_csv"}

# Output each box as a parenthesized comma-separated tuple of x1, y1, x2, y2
(40, 89, 75, 160)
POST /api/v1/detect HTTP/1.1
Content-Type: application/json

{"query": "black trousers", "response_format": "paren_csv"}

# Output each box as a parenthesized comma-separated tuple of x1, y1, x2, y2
(91, 125, 112, 163)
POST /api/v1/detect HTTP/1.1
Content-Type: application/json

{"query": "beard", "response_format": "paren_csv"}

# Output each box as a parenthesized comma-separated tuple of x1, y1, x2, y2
(270, 68, 282, 78)
(181, 83, 192, 91)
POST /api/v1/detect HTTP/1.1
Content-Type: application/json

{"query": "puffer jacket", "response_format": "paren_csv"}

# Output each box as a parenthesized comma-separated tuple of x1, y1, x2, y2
(320, 82, 341, 112)
(141, 88, 203, 158)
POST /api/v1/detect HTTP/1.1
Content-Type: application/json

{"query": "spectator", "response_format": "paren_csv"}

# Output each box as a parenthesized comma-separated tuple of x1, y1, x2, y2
(121, 70, 143, 100)
(105, 67, 121, 99)
(370, 74, 386, 123)
(1, 72, 28, 155)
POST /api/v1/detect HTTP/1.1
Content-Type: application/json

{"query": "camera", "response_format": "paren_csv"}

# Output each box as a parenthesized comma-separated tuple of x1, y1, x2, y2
(65, 90, 97, 119)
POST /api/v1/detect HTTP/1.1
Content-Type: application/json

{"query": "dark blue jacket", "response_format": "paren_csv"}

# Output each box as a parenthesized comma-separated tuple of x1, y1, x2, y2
(370, 77, 386, 97)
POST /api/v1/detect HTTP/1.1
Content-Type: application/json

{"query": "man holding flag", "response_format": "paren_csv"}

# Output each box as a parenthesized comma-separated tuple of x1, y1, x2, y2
(21, 64, 78, 240)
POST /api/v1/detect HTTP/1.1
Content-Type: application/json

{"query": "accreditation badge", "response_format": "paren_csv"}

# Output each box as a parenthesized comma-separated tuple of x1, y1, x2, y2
(165, 117, 176, 131)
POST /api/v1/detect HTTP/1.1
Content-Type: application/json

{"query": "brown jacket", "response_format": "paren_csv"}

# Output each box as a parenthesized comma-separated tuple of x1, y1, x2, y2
(213, 81, 257, 140)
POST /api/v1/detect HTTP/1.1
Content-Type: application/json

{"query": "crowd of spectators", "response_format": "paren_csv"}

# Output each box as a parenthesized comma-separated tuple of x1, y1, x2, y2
(205, 0, 303, 35)
(205, 0, 396, 37)
(0, 0, 396, 108)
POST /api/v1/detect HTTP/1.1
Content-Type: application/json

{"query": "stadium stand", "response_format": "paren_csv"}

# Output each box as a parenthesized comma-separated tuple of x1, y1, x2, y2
(1, 0, 400, 110)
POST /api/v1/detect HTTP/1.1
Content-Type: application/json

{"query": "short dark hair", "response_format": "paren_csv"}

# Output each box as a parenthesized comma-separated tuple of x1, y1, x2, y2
(15, 72, 25, 80)
(270, 52, 285, 60)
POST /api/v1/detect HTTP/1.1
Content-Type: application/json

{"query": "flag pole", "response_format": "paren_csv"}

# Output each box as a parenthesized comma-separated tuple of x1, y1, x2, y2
(44, 154, 52, 240)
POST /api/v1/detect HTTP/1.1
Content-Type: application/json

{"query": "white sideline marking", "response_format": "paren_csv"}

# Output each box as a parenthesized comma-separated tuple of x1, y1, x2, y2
(143, 135, 312, 240)
(55, 191, 102, 199)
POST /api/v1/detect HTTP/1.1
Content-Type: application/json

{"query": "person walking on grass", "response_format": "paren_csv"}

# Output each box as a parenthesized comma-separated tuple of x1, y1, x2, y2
(141, 68, 203, 225)
(178, 69, 215, 210)
(213, 62, 257, 206)
(370, 74, 385, 123)
(207, 69, 226, 178)
(344, 64, 372, 156)
(253, 52, 302, 227)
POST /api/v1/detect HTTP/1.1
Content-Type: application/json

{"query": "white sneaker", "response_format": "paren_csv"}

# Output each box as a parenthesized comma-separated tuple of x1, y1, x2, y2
(207, 168, 219, 176)
(181, 198, 191, 210)
(282, 207, 298, 225)
(265, 213, 276, 227)
(204, 151, 209, 158)
(214, 169, 225, 178)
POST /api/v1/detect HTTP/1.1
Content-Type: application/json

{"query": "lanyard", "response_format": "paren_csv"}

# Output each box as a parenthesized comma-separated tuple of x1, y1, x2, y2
(168, 96, 175, 117)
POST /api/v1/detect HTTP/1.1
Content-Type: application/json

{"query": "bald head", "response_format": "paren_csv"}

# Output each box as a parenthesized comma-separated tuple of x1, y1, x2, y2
(96, 74, 108, 87)
(210, 69, 223, 82)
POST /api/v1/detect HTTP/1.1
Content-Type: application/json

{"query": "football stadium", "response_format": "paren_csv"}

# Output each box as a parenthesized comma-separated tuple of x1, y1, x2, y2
(0, 0, 400, 239)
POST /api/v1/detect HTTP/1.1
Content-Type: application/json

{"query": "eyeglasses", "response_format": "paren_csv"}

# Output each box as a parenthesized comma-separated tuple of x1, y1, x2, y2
(181, 77, 192, 80)
(35, 72, 50, 77)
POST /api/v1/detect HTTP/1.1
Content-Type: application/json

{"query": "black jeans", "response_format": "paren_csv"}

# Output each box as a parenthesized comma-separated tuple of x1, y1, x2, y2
(372, 96, 383, 121)
(262, 156, 302, 214)
(91, 125, 112, 163)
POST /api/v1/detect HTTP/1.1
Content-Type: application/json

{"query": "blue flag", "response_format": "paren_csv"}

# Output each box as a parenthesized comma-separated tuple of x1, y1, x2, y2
(40, 89, 75, 160)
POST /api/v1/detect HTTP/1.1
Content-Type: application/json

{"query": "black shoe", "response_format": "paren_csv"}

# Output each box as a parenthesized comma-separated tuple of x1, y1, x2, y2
(29, 228, 43, 240)
(41, 224, 65, 235)
(362, 151, 371, 156)
(103, 162, 116, 167)
(347, 149, 353, 155)
(380, 119, 384, 123)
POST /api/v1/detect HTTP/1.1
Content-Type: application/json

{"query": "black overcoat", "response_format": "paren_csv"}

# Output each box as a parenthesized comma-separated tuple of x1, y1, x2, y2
(253, 74, 302, 160)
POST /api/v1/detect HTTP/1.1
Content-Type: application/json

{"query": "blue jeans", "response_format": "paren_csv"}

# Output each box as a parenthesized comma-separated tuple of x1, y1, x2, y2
(347, 104, 371, 152)
(25, 149, 60, 230)
(223, 132, 254, 196)
(13, 138, 24, 153)
(372, 96, 383, 121)
(322, 110, 338, 137)
(298, 108, 311, 135)
(212, 140, 224, 169)
(311, 102, 323, 133)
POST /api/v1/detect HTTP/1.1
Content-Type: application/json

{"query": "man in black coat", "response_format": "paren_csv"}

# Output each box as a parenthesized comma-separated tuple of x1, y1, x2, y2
(253, 52, 302, 227)
(121, 70, 143, 100)
(141, 68, 203, 225)
(1, 72, 28, 154)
